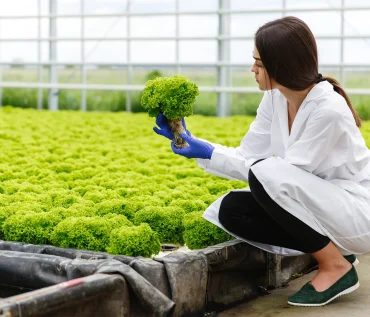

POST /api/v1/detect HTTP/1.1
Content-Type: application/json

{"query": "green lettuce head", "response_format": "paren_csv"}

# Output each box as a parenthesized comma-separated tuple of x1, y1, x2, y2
(141, 74, 199, 119)
(141, 75, 199, 148)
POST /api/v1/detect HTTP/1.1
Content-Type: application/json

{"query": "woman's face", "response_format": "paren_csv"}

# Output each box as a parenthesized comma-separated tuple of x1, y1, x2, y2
(250, 47, 276, 91)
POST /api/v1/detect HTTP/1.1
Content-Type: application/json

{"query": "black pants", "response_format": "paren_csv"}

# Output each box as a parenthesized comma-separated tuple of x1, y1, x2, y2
(218, 160, 331, 254)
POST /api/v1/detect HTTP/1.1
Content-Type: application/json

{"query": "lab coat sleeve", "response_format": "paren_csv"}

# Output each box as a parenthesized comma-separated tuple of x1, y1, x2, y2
(194, 139, 246, 180)
(284, 108, 346, 173)
(195, 91, 273, 181)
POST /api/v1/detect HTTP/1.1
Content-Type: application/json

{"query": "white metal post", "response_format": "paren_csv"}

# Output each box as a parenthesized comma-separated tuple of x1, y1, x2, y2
(217, 0, 231, 117)
(37, 0, 43, 110)
(48, 0, 58, 110)
(340, 0, 345, 86)
(126, 0, 132, 112)
(81, 0, 87, 111)
(176, 0, 180, 74)
(282, 0, 286, 17)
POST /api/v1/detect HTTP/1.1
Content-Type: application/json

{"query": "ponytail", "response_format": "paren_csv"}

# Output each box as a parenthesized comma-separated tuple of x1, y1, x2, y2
(323, 76, 361, 128)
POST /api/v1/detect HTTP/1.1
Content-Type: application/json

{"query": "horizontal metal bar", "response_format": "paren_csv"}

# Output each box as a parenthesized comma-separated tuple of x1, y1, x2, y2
(2, 61, 370, 69)
(1, 34, 370, 42)
(0, 81, 257, 93)
(0, 81, 369, 95)
(6, 37, 219, 42)
(0, 82, 141, 91)
(0, 7, 369, 19)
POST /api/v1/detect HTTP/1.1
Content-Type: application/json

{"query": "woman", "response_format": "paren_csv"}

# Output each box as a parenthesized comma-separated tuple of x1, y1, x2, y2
(153, 16, 370, 306)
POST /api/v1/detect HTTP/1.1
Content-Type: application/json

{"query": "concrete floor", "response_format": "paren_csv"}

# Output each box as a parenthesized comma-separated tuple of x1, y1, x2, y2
(218, 254, 370, 317)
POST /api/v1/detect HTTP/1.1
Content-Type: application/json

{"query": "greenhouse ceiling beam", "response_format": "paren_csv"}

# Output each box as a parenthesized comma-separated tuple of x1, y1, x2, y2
(1, 35, 370, 41)
(2, 62, 370, 68)
(1, 82, 370, 96)
(0, 6, 369, 19)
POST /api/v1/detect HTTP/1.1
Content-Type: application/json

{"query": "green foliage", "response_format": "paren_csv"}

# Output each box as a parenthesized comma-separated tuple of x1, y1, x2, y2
(183, 211, 233, 249)
(1, 108, 367, 255)
(168, 199, 208, 213)
(356, 102, 370, 122)
(206, 182, 235, 196)
(2, 88, 41, 109)
(50, 216, 112, 251)
(0, 207, 16, 235)
(104, 214, 133, 228)
(3, 212, 63, 244)
(198, 194, 218, 205)
(0, 104, 251, 253)
(134, 206, 186, 245)
(50, 202, 98, 218)
(291, 272, 304, 280)
(146, 70, 163, 81)
(121, 196, 164, 220)
(95, 199, 127, 216)
(2, 69, 370, 119)
(141, 75, 199, 119)
(83, 189, 121, 203)
(0, 206, 35, 238)
(52, 192, 83, 208)
(107, 223, 161, 257)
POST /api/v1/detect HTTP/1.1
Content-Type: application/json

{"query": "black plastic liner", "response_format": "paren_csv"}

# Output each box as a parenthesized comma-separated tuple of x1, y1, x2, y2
(0, 274, 130, 317)
(0, 240, 208, 317)
(0, 240, 315, 316)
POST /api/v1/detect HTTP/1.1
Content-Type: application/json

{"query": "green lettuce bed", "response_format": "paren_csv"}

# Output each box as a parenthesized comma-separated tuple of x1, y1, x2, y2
(1, 106, 369, 256)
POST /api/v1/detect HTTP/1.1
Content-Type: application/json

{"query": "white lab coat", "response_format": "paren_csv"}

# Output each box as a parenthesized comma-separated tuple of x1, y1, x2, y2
(197, 81, 370, 256)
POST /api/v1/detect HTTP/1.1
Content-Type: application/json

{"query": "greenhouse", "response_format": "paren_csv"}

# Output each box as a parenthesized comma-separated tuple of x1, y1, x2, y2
(0, 1, 370, 316)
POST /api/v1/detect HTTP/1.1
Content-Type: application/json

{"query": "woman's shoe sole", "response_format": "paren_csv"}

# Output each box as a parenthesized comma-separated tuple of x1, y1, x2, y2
(287, 281, 360, 307)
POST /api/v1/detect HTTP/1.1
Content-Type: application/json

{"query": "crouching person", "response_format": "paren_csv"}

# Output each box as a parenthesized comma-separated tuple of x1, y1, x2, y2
(154, 16, 370, 307)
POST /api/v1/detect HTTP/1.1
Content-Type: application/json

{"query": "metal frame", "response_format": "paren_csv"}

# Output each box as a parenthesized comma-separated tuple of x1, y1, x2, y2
(48, 0, 58, 111)
(217, 0, 231, 117)
(80, 0, 86, 112)
(0, 1, 369, 114)
(2, 81, 369, 95)
(37, 0, 43, 110)
(126, 0, 132, 113)
(2, 6, 370, 18)
(1, 34, 370, 41)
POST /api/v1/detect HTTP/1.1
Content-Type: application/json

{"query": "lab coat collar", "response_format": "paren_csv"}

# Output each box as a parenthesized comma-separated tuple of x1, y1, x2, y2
(280, 81, 334, 148)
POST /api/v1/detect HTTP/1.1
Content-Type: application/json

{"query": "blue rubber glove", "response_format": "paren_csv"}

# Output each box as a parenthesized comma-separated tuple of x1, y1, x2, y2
(153, 113, 190, 140)
(171, 133, 215, 159)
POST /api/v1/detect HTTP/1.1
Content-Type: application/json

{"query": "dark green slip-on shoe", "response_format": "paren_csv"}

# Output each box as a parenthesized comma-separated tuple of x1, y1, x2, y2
(344, 254, 359, 266)
(288, 266, 359, 307)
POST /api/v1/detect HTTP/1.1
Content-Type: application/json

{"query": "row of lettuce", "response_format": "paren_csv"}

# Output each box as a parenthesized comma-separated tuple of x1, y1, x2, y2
(0, 107, 252, 256)
(2, 203, 232, 257)
(2, 107, 370, 257)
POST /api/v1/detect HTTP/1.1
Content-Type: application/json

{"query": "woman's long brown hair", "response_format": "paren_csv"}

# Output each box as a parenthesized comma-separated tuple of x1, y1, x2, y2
(255, 16, 361, 128)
